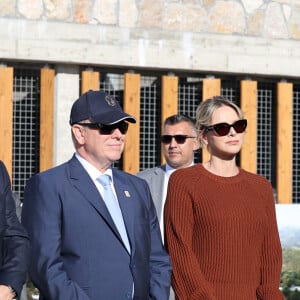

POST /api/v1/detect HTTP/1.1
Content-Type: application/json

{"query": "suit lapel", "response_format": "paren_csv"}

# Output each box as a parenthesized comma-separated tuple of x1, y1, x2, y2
(68, 156, 126, 250)
(113, 170, 135, 255)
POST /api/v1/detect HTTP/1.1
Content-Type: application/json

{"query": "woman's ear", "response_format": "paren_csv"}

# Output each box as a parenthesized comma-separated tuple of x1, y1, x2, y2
(193, 133, 201, 151)
(200, 130, 208, 147)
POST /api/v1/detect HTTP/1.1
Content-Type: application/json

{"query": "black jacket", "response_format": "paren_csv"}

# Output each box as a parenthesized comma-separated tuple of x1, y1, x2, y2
(0, 161, 30, 296)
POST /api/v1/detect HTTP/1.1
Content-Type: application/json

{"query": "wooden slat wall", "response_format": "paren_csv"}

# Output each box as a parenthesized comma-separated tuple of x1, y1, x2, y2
(202, 77, 221, 100)
(81, 70, 100, 93)
(277, 82, 293, 204)
(0, 66, 13, 178)
(40, 68, 55, 172)
(123, 73, 141, 174)
(202, 78, 221, 163)
(6, 68, 294, 202)
(161, 75, 179, 163)
(161, 75, 179, 123)
(240, 80, 257, 173)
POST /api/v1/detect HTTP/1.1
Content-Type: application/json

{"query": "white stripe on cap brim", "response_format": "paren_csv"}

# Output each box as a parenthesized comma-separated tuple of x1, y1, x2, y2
(107, 116, 136, 125)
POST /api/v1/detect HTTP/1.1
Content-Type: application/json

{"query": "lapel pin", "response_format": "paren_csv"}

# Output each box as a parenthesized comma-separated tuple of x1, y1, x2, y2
(124, 190, 131, 197)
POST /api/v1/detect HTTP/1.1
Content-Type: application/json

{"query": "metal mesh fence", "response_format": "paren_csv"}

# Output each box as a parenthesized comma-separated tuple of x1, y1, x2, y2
(178, 77, 202, 163)
(257, 82, 277, 196)
(139, 76, 161, 170)
(10, 67, 300, 203)
(221, 78, 240, 104)
(293, 84, 300, 203)
(221, 78, 241, 165)
(12, 69, 40, 201)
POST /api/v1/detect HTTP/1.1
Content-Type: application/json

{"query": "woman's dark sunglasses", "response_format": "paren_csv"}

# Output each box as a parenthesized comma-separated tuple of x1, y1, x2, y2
(204, 119, 247, 136)
(161, 135, 196, 144)
(76, 121, 129, 135)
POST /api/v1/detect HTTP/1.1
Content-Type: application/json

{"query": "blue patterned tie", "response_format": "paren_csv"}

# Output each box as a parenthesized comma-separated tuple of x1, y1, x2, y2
(97, 174, 131, 253)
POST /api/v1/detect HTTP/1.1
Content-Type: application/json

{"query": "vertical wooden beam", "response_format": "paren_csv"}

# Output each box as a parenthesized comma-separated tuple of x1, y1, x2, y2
(161, 75, 179, 163)
(277, 82, 293, 204)
(240, 80, 257, 173)
(202, 77, 221, 163)
(161, 75, 179, 125)
(81, 70, 100, 94)
(202, 77, 221, 101)
(0, 66, 13, 178)
(123, 73, 140, 174)
(40, 67, 55, 172)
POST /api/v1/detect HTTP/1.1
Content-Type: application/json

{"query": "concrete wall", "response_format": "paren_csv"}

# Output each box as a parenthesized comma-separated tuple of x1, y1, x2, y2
(0, 0, 300, 77)
(1, 0, 300, 164)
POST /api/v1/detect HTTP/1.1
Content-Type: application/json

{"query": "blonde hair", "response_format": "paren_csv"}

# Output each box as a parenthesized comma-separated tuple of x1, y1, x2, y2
(196, 96, 244, 148)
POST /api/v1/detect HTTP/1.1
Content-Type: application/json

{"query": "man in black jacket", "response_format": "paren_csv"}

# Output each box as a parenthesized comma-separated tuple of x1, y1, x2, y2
(0, 161, 29, 299)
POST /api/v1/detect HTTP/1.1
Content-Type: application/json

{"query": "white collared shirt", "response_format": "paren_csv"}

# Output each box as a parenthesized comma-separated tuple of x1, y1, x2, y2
(160, 163, 194, 242)
(75, 152, 116, 199)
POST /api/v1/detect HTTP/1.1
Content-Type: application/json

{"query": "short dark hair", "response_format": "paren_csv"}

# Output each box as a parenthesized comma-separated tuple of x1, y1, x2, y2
(164, 114, 196, 127)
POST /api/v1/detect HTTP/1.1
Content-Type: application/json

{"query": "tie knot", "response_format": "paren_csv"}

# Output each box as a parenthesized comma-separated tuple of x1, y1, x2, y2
(97, 174, 111, 187)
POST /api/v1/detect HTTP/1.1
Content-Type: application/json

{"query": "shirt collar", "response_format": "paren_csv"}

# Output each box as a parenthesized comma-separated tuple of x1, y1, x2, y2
(75, 152, 113, 181)
(165, 162, 194, 177)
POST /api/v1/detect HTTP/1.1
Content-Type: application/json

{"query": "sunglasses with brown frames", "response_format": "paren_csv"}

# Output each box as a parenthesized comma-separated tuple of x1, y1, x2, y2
(204, 119, 247, 136)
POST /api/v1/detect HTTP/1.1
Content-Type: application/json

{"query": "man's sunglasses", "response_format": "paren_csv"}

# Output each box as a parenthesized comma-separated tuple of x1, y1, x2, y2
(161, 135, 196, 144)
(76, 121, 129, 135)
(204, 119, 247, 136)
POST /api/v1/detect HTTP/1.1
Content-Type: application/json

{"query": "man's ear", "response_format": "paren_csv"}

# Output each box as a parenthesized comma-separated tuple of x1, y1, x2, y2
(72, 124, 86, 145)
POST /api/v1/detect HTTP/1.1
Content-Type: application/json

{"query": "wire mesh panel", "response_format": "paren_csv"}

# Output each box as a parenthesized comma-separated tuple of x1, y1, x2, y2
(99, 72, 125, 170)
(13, 69, 40, 201)
(257, 82, 277, 195)
(100, 72, 125, 95)
(139, 76, 160, 171)
(292, 84, 300, 203)
(178, 77, 202, 163)
(221, 78, 241, 165)
(10, 66, 299, 205)
(221, 78, 240, 104)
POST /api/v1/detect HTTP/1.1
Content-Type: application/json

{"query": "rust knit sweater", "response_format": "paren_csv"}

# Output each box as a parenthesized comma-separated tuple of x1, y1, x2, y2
(164, 164, 283, 300)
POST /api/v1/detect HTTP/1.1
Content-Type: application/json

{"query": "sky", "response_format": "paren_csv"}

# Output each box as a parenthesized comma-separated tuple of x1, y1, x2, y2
(275, 204, 300, 228)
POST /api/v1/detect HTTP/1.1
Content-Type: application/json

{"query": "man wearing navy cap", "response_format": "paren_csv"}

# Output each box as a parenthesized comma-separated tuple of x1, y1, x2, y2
(22, 90, 171, 300)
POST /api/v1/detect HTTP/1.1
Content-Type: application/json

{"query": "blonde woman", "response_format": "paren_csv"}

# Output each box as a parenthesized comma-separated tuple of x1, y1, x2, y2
(164, 96, 283, 300)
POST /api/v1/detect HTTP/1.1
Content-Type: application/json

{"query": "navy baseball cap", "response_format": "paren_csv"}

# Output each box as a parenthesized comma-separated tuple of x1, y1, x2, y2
(69, 90, 136, 125)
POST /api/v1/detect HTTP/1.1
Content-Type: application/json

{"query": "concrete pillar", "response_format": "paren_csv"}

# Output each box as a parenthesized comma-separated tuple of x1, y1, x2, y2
(54, 65, 80, 165)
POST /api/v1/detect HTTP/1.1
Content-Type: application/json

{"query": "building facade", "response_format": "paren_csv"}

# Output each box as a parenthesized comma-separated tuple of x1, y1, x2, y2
(0, 0, 300, 203)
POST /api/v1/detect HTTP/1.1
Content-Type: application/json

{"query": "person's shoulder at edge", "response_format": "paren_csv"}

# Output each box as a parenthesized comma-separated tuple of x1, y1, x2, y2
(170, 163, 200, 176)
(114, 167, 152, 186)
(0, 160, 5, 170)
(239, 167, 272, 187)
(0, 160, 9, 181)
(167, 163, 201, 185)
(26, 155, 79, 182)
(136, 165, 166, 177)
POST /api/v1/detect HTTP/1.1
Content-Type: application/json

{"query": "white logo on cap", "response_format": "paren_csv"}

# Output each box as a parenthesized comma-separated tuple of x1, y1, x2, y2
(105, 95, 116, 106)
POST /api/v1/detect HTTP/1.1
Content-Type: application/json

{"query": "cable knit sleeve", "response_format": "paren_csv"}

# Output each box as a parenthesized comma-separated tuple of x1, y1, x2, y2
(164, 170, 217, 300)
(256, 180, 284, 300)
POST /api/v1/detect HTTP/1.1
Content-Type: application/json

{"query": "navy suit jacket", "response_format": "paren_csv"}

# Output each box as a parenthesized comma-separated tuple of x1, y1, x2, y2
(0, 161, 30, 296)
(22, 155, 171, 300)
